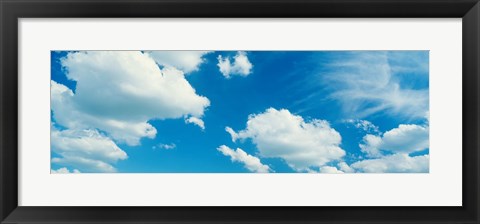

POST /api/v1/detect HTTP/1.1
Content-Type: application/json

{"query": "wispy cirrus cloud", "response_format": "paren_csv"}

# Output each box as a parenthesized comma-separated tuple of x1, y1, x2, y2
(320, 51, 429, 120)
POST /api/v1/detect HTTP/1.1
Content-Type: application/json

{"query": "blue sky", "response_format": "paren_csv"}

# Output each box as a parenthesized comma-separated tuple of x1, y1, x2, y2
(50, 51, 429, 173)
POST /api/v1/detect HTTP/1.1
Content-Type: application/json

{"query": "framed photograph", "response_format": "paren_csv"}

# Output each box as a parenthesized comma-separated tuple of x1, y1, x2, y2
(1, 0, 479, 223)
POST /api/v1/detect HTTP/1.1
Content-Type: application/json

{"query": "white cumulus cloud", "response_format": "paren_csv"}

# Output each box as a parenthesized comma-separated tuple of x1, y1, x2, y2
(226, 108, 345, 171)
(217, 145, 270, 173)
(217, 51, 253, 78)
(51, 126, 128, 173)
(145, 51, 211, 73)
(380, 124, 429, 153)
(359, 123, 429, 158)
(52, 51, 210, 146)
(347, 118, 429, 173)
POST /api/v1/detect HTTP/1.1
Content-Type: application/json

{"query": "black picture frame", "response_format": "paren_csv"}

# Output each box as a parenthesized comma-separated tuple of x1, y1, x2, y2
(1, 0, 479, 223)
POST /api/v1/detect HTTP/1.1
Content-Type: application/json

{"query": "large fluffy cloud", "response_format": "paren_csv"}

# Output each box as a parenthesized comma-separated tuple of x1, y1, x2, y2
(145, 51, 211, 73)
(217, 51, 253, 78)
(52, 51, 210, 146)
(51, 126, 128, 172)
(226, 108, 345, 171)
(351, 153, 429, 173)
(359, 123, 429, 158)
(217, 145, 270, 173)
(51, 51, 211, 172)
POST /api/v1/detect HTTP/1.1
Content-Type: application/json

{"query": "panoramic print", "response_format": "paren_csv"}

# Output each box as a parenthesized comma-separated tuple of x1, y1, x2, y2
(51, 51, 429, 173)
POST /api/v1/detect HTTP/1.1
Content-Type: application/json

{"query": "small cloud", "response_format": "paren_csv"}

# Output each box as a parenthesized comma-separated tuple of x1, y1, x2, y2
(345, 119, 380, 134)
(217, 145, 271, 173)
(51, 167, 81, 174)
(185, 117, 205, 130)
(154, 143, 176, 150)
(217, 51, 253, 78)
